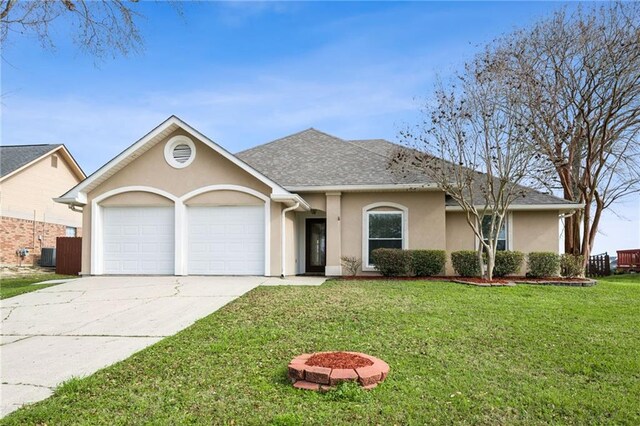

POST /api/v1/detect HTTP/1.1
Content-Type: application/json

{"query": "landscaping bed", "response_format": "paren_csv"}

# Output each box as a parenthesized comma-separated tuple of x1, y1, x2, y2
(2, 275, 638, 425)
(340, 275, 596, 287)
(289, 351, 389, 391)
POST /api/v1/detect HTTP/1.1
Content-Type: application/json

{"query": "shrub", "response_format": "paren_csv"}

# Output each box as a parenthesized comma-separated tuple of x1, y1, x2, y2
(561, 254, 585, 278)
(493, 251, 524, 277)
(451, 250, 481, 277)
(528, 252, 560, 277)
(410, 250, 446, 276)
(340, 256, 362, 276)
(370, 248, 410, 276)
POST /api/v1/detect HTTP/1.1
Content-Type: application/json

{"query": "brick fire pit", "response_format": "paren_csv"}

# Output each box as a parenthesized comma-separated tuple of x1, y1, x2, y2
(288, 351, 389, 391)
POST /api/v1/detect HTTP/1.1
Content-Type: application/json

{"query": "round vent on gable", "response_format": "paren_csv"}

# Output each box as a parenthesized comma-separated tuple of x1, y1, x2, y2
(164, 136, 196, 168)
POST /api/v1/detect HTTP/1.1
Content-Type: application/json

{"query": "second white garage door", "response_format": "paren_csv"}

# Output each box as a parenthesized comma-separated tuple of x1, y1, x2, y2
(187, 206, 265, 275)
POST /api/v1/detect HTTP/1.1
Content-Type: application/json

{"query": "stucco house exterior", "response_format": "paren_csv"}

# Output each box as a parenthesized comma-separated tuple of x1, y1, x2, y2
(56, 116, 579, 277)
(1, 144, 85, 266)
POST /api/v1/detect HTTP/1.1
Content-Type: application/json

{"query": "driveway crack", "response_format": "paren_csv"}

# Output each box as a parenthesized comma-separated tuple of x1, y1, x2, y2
(173, 278, 183, 296)
(2, 306, 17, 321)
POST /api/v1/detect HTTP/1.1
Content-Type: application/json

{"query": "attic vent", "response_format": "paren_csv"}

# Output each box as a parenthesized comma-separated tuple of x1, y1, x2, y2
(164, 135, 196, 169)
(173, 144, 192, 163)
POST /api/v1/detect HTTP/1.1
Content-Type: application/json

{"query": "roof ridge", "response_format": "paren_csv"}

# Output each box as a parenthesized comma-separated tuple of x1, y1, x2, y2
(345, 138, 404, 161)
(236, 128, 344, 156)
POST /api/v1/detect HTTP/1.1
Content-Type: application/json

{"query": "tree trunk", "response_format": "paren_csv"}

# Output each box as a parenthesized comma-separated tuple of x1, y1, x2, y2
(477, 248, 485, 278)
(486, 250, 495, 281)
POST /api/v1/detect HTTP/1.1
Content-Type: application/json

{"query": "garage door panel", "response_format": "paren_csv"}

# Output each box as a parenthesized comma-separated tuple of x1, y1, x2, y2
(103, 207, 174, 275)
(187, 206, 264, 275)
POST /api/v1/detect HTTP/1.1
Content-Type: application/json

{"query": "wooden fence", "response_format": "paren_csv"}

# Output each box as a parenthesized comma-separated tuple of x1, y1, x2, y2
(56, 237, 82, 275)
(588, 253, 611, 277)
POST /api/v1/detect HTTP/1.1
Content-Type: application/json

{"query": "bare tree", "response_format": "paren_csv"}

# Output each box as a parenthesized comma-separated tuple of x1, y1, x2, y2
(393, 61, 537, 280)
(1, 0, 147, 58)
(487, 2, 640, 262)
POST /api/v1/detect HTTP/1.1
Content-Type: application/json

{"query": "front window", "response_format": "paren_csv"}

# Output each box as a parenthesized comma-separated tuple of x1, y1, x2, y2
(367, 211, 404, 266)
(481, 216, 507, 251)
(65, 227, 77, 237)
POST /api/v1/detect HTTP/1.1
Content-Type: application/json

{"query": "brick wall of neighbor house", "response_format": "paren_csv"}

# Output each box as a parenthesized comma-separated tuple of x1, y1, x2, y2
(0, 216, 82, 266)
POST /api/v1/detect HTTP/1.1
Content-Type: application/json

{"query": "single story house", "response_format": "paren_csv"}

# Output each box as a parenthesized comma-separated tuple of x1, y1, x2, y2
(56, 116, 578, 276)
(1, 144, 85, 266)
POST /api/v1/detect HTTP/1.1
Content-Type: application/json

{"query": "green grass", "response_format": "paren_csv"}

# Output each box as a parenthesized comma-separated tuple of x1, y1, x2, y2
(3, 275, 640, 425)
(0, 274, 76, 299)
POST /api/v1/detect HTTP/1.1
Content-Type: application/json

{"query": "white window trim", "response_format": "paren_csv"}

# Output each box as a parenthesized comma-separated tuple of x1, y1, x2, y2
(475, 213, 513, 251)
(91, 184, 271, 276)
(164, 135, 196, 169)
(362, 202, 409, 271)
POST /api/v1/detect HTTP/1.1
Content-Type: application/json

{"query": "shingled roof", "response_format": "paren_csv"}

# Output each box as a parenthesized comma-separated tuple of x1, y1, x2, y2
(237, 129, 575, 207)
(0, 144, 62, 178)
(236, 129, 430, 187)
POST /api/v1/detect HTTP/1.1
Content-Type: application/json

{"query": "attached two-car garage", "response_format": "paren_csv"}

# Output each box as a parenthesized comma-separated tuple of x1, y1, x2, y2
(101, 204, 265, 276)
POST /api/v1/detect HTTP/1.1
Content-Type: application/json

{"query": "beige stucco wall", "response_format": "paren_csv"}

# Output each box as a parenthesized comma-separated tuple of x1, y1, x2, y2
(185, 190, 263, 206)
(444, 210, 560, 275)
(1, 152, 83, 227)
(81, 129, 281, 275)
(512, 211, 559, 253)
(299, 193, 326, 212)
(99, 191, 174, 206)
(340, 191, 447, 275)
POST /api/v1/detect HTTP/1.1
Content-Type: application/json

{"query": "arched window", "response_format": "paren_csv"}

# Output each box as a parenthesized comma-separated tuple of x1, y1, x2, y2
(362, 202, 408, 270)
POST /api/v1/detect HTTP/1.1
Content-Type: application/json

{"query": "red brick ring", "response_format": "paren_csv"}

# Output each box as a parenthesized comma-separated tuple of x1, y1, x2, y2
(288, 351, 389, 391)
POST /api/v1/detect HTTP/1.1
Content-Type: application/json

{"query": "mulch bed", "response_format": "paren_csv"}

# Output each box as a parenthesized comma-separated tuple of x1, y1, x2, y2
(289, 352, 389, 391)
(306, 352, 373, 369)
(339, 275, 596, 287)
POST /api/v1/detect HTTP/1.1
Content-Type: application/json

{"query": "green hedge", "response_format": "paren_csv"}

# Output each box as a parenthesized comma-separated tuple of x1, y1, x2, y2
(410, 250, 446, 277)
(451, 250, 481, 277)
(493, 251, 524, 277)
(370, 248, 410, 276)
(560, 254, 585, 278)
(528, 252, 560, 277)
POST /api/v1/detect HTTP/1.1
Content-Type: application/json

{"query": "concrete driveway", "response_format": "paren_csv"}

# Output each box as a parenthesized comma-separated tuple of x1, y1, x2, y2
(0, 275, 326, 417)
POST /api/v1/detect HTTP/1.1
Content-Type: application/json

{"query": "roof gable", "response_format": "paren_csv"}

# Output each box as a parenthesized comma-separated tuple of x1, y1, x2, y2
(57, 116, 292, 205)
(0, 144, 85, 182)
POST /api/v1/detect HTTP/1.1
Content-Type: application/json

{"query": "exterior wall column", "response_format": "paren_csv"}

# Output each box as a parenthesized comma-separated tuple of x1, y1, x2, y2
(325, 192, 342, 276)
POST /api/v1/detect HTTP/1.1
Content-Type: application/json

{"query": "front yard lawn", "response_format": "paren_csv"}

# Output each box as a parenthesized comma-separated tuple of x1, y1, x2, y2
(3, 275, 640, 425)
(0, 274, 77, 299)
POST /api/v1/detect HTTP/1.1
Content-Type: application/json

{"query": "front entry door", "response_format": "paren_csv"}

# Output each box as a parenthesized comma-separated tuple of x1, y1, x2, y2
(305, 219, 326, 274)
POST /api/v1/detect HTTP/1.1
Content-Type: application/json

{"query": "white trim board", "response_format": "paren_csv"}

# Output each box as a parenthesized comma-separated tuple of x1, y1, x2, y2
(286, 184, 439, 193)
(445, 203, 582, 212)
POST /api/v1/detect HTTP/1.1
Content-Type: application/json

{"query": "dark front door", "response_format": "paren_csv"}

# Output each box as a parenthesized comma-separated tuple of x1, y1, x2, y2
(305, 218, 326, 274)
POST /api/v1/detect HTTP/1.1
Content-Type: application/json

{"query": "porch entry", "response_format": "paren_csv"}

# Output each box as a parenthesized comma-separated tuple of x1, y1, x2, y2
(305, 218, 326, 274)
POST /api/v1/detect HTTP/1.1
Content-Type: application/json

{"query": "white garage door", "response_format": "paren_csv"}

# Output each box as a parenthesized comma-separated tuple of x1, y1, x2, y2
(102, 207, 174, 274)
(187, 206, 264, 275)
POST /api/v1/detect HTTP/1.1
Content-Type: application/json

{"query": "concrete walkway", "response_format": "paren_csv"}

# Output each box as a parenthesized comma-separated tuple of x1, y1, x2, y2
(0, 275, 326, 417)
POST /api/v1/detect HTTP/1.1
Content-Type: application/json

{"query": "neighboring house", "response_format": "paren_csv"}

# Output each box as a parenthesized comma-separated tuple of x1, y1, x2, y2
(56, 116, 578, 277)
(1, 144, 85, 266)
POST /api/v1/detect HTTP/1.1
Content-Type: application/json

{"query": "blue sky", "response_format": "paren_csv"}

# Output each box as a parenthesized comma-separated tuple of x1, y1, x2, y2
(2, 1, 638, 255)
